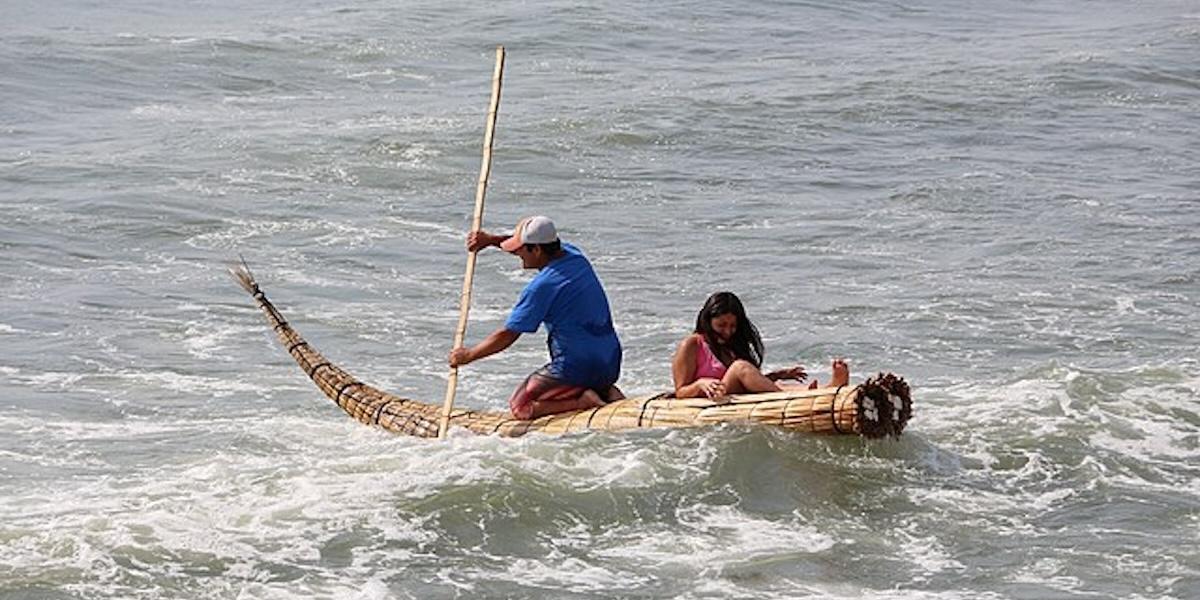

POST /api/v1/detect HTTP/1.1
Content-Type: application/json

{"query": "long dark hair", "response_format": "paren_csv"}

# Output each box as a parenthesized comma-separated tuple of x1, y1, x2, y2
(694, 291, 764, 368)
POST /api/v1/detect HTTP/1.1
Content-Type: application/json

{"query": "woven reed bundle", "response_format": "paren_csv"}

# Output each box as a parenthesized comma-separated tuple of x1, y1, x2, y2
(230, 262, 912, 439)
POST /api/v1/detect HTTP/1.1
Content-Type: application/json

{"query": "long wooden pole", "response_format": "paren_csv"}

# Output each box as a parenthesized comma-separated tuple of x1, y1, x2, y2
(438, 46, 506, 439)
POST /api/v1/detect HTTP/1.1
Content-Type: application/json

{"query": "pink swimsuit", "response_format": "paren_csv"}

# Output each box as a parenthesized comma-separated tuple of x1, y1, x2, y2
(694, 336, 728, 379)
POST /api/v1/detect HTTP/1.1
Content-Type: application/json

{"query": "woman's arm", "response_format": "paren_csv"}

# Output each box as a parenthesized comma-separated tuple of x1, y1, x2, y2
(765, 365, 807, 382)
(672, 335, 700, 396)
(672, 335, 723, 398)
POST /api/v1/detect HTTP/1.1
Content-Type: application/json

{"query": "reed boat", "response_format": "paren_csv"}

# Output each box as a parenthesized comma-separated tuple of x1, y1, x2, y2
(230, 262, 912, 439)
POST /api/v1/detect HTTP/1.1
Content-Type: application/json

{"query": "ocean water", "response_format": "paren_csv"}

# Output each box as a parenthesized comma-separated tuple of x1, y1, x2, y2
(2, 0, 1199, 598)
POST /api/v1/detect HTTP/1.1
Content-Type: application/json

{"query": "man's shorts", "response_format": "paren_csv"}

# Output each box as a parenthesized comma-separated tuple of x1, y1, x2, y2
(508, 366, 612, 420)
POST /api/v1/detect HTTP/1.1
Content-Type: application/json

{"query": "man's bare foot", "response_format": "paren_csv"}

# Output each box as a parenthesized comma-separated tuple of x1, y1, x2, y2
(579, 389, 606, 409)
(606, 385, 625, 403)
(829, 358, 850, 387)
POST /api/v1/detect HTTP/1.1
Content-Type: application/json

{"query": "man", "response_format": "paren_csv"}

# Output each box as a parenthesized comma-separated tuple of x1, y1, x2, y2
(448, 215, 624, 420)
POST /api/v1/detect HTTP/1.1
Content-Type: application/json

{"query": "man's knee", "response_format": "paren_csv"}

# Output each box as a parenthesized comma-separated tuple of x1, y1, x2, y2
(510, 402, 535, 420)
(509, 378, 539, 420)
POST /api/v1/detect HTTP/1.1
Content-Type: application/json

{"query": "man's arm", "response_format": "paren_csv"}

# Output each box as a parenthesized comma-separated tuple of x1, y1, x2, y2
(467, 230, 509, 252)
(448, 327, 521, 367)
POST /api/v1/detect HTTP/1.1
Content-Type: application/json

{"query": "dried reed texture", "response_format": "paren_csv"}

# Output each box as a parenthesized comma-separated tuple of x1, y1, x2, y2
(231, 261, 912, 439)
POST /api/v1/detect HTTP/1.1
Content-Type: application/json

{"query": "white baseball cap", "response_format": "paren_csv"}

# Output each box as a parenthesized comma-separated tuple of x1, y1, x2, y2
(500, 215, 559, 251)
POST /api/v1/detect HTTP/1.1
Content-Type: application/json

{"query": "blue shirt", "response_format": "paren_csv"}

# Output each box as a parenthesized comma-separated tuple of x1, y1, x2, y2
(505, 243, 622, 390)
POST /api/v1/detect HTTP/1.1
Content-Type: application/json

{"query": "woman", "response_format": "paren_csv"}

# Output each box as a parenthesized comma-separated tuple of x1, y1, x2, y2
(671, 291, 849, 399)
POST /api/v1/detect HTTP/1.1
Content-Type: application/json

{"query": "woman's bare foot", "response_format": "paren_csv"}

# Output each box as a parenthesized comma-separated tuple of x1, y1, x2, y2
(829, 358, 850, 387)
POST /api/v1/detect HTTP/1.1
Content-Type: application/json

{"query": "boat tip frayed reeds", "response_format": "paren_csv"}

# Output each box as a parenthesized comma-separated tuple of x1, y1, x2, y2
(227, 254, 260, 296)
(854, 372, 912, 439)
